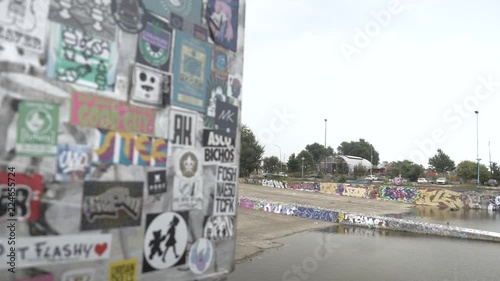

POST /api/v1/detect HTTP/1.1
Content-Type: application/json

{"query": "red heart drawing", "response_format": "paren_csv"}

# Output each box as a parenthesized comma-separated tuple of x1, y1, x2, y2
(94, 243, 108, 256)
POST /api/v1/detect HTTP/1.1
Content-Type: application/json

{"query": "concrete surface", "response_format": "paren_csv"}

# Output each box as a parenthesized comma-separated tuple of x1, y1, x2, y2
(234, 208, 331, 262)
(238, 183, 414, 216)
(234, 183, 414, 262)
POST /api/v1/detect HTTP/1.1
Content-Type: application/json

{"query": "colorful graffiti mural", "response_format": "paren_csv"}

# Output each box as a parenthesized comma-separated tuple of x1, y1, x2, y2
(415, 189, 472, 209)
(379, 186, 418, 203)
(240, 179, 500, 211)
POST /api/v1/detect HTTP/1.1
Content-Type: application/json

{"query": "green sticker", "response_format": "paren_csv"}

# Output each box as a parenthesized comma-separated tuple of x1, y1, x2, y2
(16, 101, 59, 156)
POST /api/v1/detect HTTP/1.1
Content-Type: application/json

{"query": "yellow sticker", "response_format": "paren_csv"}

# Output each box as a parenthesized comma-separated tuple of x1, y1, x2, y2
(109, 258, 137, 281)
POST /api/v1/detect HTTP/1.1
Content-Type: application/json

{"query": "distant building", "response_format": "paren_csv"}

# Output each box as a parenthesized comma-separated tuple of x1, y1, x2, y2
(336, 155, 373, 174)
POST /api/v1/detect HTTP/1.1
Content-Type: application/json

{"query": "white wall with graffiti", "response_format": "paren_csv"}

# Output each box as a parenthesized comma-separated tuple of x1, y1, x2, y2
(0, 0, 245, 280)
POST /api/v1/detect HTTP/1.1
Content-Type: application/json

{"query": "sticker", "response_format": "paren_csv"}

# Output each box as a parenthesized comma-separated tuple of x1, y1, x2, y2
(14, 274, 54, 281)
(194, 24, 208, 41)
(16, 100, 59, 156)
(109, 258, 137, 281)
(203, 215, 234, 240)
(0, 0, 50, 53)
(207, 0, 239, 52)
(71, 92, 156, 135)
(168, 108, 197, 147)
(203, 130, 235, 164)
(204, 76, 227, 128)
(172, 177, 202, 211)
(213, 165, 237, 215)
(61, 268, 95, 281)
(172, 30, 212, 113)
(130, 64, 171, 107)
(56, 143, 92, 182)
(0, 173, 43, 222)
(93, 129, 168, 167)
(227, 74, 242, 99)
(111, 0, 146, 34)
(48, 0, 116, 41)
(0, 233, 112, 269)
(214, 99, 238, 139)
(142, 212, 188, 273)
(212, 47, 228, 81)
(170, 12, 184, 30)
(142, 0, 203, 24)
(173, 148, 202, 179)
(47, 24, 117, 92)
(147, 170, 167, 195)
(136, 13, 172, 73)
(189, 238, 213, 274)
(81, 181, 144, 231)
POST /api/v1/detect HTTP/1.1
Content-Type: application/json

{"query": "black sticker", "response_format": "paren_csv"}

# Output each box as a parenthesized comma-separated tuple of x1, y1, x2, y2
(136, 13, 173, 72)
(80, 181, 144, 231)
(147, 170, 167, 195)
(214, 100, 238, 138)
(111, 0, 147, 34)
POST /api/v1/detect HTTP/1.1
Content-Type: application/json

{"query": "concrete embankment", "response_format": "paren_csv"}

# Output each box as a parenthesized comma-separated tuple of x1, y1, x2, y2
(240, 178, 500, 210)
(239, 195, 500, 243)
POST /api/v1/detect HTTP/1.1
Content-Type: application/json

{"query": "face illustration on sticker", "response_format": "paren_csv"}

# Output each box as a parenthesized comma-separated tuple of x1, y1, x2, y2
(25, 108, 53, 134)
(207, 86, 226, 117)
(229, 76, 241, 99)
(132, 66, 163, 105)
(179, 151, 198, 178)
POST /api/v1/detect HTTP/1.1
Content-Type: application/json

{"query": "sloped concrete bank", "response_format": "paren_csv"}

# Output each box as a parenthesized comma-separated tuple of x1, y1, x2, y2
(238, 196, 500, 243)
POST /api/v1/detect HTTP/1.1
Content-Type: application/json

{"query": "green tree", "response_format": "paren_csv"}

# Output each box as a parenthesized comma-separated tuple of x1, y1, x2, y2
(263, 156, 280, 174)
(386, 160, 424, 182)
(305, 143, 334, 164)
(353, 163, 367, 178)
(456, 160, 489, 184)
(296, 150, 315, 173)
(239, 124, 264, 177)
(287, 153, 300, 173)
(337, 138, 379, 165)
(490, 162, 500, 181)
(428, 149, 455, 173)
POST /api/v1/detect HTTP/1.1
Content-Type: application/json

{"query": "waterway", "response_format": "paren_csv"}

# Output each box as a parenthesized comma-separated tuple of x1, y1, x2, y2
(229, 207, 500, 281)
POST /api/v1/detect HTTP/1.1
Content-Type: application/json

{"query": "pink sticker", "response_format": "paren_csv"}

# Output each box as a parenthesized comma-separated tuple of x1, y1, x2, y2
(71, 92, 156, 135)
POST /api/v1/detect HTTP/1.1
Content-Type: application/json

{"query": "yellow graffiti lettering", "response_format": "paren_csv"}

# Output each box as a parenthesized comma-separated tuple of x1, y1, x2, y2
(135, 135, 151, 164)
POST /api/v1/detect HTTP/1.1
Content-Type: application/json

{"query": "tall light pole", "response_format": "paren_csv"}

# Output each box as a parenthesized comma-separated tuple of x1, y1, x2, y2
(274, 144, 282, 175)
(370, 146, 373, 177)
(324, 118, 327, 173)
(302, 157, 305, 178)
(475, 111, 480, 187)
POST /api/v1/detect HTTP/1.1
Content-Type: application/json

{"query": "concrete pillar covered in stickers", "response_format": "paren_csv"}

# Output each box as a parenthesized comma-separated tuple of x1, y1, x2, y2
(0, 0, 246, 280)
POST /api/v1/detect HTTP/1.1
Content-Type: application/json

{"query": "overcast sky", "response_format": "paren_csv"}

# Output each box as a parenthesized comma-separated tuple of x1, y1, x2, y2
(240, 0, 500, 167)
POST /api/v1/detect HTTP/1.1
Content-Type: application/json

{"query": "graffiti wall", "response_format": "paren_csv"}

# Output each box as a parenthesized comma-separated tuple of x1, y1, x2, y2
(240, 179, 500, 210)
(0, 1, 246, 280)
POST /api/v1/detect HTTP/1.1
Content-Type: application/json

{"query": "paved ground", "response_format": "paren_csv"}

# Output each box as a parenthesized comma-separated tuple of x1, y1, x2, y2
(234, 183, 415, 261)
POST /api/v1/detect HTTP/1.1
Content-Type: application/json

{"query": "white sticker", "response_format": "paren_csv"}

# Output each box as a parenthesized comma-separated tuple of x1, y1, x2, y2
(0, 233, 112, 269)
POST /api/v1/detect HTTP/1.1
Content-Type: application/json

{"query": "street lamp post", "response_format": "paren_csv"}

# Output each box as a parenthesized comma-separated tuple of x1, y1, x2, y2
(324, 118, 327, 173)
(302, 157, 305, 178)
(475, 111, 480, 187)
(275, 144, 282, 175)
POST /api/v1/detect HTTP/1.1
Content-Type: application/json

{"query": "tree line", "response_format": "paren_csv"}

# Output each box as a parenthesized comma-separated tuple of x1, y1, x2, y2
(239, 124, 500, 183)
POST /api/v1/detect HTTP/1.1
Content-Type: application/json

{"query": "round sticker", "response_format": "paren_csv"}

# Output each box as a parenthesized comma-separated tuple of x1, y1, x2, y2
(188, 238, 213, 274)
(25, 107, 54, 134)
(175, 149, 200, 179)
(111, 0, 146, 33)
(143, 212, 188, 270)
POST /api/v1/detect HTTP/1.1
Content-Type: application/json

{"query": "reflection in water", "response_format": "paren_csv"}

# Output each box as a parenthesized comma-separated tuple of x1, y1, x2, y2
(401, 206, 500, 232)
(230, 224, 500, 281)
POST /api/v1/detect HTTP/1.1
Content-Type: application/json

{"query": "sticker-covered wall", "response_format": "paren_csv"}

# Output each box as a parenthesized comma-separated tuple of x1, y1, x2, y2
(0, 0, 245, 280)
